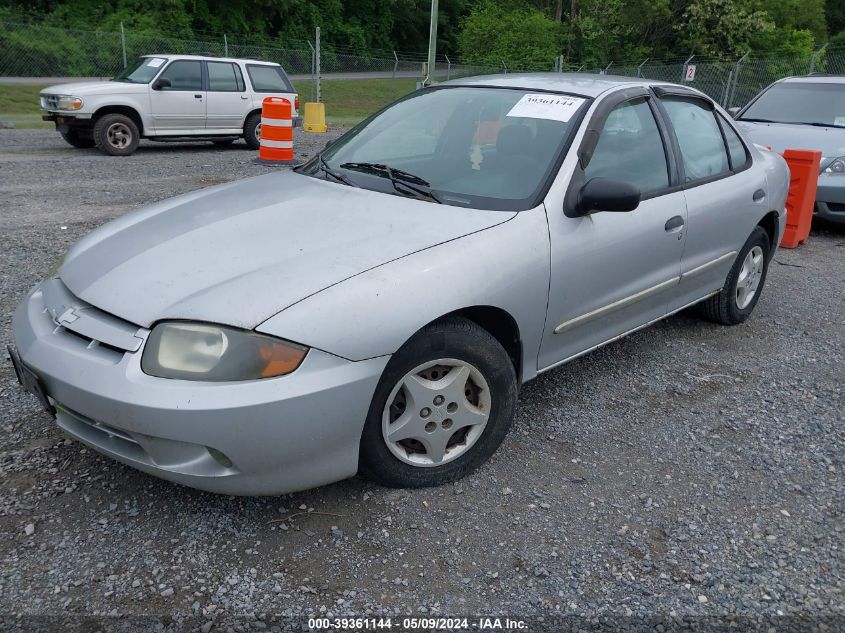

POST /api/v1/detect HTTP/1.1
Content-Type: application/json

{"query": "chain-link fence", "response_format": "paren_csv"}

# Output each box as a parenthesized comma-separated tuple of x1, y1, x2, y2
(2, 19, 844, 109)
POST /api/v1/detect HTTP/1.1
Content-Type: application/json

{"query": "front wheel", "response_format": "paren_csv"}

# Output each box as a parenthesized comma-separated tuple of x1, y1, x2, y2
(60, 128, 95, 148)
(697, 226, 771, 325)
(359, 317, 518, 488)
(93, 113, 140, 156)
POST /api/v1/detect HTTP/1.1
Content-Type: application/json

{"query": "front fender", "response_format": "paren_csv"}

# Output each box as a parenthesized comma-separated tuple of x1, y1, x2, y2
(256, 205, 552, 383)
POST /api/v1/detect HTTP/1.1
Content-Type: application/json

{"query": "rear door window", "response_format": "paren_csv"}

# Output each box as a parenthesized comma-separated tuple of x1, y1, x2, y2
(207, 62, 245, 92)
(716, 113, 749, 171)
(660, 97, 729, 183)
(247, 65, 293, 92)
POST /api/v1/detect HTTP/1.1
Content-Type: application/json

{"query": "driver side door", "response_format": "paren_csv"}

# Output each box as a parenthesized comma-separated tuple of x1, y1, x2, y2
(539, 91, 688, 370)
(148, 59, 206, 133)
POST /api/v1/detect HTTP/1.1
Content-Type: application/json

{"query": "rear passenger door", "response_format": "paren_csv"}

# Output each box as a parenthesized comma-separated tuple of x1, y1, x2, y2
(205, 61, 250, 131)
(655, 91, 768, 310)
(148, 60, 206, 132)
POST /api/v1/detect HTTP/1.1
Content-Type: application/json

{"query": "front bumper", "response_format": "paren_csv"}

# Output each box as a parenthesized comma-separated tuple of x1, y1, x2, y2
(12, 282, 388, 495)
(814, 173, 845, 224)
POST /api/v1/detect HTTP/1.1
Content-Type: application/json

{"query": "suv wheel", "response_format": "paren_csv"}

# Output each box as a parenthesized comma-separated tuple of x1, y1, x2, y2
(243, 112, 261, 150)
(359, 317, 518, 488)
(697, 226, 771, 325)
(60, 129, 95, 149)
(93, 113, 140, 156)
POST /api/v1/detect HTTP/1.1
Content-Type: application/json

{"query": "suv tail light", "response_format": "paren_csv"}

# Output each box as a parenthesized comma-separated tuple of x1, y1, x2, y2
(295, 95, 300, 111)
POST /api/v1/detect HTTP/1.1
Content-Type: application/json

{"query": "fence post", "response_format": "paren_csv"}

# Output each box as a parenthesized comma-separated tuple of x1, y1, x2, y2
(315, 26, 321, 103)
(502, 60, 508, 73)
(637, 58, 649, 78)
(392, 50, 399, 79)
(223, 33, 228, 57)
(682, 54, 694, 82)
(809, 44, 827, 74)
(307, 40, 316, 102)
(727, 52, 748, 108)
(120, 21, 127, 69)
(721, 70, 733, 107)
(576, 65, 584, 72)
(445, 55, 451, 81)
(603, 61, 612, 75)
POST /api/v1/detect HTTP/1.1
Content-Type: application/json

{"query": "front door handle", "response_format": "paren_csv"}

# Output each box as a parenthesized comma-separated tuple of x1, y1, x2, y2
(194, 94, 203, 99)
(664, 215, 685, 232)
(753, 188, 766, 202)
(240, 95, 249, 100)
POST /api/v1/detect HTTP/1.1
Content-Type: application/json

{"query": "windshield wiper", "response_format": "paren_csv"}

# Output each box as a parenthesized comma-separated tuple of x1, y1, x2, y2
(738, 117, 779, 123)
(795, 121, 845, 129)
(338, 162, 441, 203)
(319, 155, 358, 187)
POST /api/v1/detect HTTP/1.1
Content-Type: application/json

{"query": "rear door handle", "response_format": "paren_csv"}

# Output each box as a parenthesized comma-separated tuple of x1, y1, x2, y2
(664, 215, 685, 232)
(753, 189, 766, 202)
(194, 94, 203, 99)
(240, 95, 249, 100)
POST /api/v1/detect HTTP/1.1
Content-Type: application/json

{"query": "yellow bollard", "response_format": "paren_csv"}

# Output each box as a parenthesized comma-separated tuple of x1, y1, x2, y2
(303, 102, 328, 133)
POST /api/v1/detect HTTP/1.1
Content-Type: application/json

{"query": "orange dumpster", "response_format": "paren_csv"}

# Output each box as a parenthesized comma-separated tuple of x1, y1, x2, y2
(779, 149, 821, 249)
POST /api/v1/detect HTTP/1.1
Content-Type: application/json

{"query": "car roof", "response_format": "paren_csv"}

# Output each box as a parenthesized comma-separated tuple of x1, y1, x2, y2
(443, 72, 676, 98)
(141, 54, 279, 66)
(779, 74, 845, 84)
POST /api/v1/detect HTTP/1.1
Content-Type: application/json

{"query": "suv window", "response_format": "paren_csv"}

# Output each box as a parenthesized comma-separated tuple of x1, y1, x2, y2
(716, 113, 749, 170)
(158, 60, 203, 91)
(247, 65, 292, 92)
(661, 98, 729, 183)
(208, 61, 245, 92)
(584, 98, 669, 195)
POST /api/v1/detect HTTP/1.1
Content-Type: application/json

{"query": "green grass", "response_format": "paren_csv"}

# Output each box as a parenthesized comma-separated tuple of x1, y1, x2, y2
(0, 78, 417, 129)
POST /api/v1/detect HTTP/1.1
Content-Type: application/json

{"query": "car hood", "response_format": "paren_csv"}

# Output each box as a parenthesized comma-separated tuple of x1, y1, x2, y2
(736, 120, 845, 163)
(41, 81, 147, 96)
(59, 171, 514, 330)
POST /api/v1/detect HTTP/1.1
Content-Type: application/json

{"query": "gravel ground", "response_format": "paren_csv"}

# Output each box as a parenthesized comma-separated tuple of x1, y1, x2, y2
(1, 129, 843, 632)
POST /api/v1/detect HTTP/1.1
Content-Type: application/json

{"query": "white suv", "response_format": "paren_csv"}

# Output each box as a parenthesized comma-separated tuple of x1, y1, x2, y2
(40, 54, 300, 156)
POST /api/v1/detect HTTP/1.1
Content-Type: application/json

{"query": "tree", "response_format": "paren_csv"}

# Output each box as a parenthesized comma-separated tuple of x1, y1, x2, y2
(676, 0, 774, 56)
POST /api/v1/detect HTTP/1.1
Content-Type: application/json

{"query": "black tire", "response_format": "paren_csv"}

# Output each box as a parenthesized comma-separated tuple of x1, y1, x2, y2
(93, 113, 140, 156)
(359, 317, 518, 488)
(60, 128, 95, 148)
(212, 139, 235, 147)
(243, 112, 261, 150)
(697, 226, 771, 325)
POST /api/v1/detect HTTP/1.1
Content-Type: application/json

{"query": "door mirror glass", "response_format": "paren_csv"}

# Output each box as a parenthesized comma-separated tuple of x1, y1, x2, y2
(153, 77, 171, 90)
(727, 106, 741, 118)
(577, 177, 640, 215)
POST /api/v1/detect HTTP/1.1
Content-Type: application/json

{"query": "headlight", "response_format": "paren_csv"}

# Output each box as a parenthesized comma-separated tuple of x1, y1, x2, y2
(141, 322, 308, 382)
(823, 157, 845, 175)
(57, 96, 83, 111)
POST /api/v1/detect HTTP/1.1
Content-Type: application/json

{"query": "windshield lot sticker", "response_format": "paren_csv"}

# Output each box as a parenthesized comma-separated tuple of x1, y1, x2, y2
(507, 94, 586, 122)
(147, 58, 165, 68)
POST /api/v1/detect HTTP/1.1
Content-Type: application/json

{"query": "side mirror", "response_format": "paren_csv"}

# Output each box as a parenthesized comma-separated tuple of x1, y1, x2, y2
(727, 106, 740, 118)
(575, 178, 640, 216)
(153, 77, 171, 90)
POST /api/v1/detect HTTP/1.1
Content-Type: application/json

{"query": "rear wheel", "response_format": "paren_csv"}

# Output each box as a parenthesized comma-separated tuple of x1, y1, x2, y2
(359, 317, 518, 488)
(93, 113, 140, 156)
(697, 226, 771, 325)
(59, 128, 95, 148)
(243, 112, 261, 150)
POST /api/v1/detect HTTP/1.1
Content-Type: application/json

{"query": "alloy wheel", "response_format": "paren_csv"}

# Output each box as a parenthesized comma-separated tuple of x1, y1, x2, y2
(735, 245, 764, 310)
(106, 122, 132, 150)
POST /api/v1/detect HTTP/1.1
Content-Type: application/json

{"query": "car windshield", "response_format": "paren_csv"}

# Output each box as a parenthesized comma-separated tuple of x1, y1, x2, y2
(740, 82, 845, 128)
(301, 86, 589, 210)
(113, 57, 167, 84)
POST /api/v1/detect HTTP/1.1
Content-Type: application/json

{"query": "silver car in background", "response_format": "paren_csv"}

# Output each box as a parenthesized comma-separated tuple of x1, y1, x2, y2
(9, 74, 789, 495)
(733, 75, 845, 224)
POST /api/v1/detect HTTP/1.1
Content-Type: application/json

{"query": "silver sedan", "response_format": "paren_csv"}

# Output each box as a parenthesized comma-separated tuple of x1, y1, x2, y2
(9, 74, 790, 495)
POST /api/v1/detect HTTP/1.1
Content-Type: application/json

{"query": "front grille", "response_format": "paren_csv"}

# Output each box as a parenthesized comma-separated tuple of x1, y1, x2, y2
(38, 277, 145, 362)
(42, 94, 60, 110)
(57, 406, 147, 463)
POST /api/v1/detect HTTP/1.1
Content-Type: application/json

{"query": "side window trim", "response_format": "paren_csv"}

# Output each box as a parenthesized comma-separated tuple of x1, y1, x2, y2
(654, 93, 740, 190)
(577, 88, 678, 200)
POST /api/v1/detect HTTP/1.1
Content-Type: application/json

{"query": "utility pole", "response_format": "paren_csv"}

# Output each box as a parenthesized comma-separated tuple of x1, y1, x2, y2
(424, 0, 438, 86)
